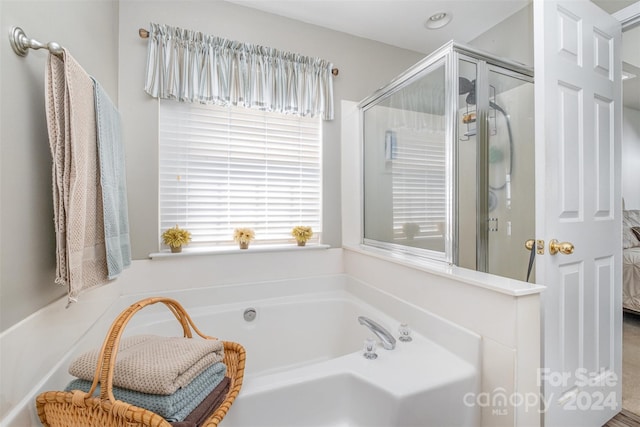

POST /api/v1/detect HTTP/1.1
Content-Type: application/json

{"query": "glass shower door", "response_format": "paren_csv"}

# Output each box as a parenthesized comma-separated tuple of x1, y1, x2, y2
(362, 58, 449, 260)
(457, 59, 479, 271)
(359, 42, 535, 281)
(485, 68, 535, 281)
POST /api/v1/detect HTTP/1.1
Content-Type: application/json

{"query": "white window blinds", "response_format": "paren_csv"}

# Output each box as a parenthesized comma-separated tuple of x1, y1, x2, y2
(159, 101, 322, 248)
(391, 129, 446, 239)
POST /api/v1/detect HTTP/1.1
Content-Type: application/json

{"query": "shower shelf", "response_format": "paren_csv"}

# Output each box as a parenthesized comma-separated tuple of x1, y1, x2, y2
(460, 104, 476, 142)
(459, 85, 497, 141)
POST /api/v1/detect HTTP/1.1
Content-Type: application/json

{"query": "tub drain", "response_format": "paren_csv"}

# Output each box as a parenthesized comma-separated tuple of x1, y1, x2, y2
(243, 308, 257, 322)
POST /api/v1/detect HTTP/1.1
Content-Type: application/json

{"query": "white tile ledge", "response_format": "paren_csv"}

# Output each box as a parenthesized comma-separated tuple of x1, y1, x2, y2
(344, 244, 545, 297)
(149, 243, 331, 259)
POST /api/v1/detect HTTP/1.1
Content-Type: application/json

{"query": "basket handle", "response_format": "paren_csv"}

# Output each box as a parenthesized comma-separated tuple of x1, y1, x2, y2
(87, 297, 216, 403)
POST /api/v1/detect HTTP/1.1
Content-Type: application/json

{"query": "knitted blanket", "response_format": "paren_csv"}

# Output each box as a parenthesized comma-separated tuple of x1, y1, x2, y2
(45, 50, 109, 302)
(68, 334, 225, 395)
(66, 362, 227, 421)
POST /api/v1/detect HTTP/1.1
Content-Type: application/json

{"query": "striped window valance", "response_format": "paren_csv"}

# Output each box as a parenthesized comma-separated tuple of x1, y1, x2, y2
(144, 22, 335, 120)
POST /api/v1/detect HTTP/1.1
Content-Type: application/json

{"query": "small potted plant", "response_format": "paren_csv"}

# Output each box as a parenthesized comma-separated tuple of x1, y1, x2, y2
(291, 226, 313, 246)
(162, 224, 192, 253)
(402, 222, 420, 240)
(234, 228, 255, 249)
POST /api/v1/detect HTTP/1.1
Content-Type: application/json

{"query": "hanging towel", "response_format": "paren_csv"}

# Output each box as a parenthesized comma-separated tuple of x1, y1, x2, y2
(45, 50, 109, 303)
(45, 52, 70, 286)
(68, 334, 225, 395)
(91, 78, 131, 279)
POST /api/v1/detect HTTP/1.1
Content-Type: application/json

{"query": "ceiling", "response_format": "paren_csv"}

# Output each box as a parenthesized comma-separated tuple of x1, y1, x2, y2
(225, 0, 639, 110)
(592, 0, 638, 13)
(224, 0, 530, 55)
(224, 0, 637, 55)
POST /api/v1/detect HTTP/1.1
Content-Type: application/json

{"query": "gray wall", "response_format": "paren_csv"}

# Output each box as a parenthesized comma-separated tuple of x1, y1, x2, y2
(469, 3, 534, 67)
(118, 0, 424, 258)
(622, 106, 640, 209)
(621, 26, 640, 209)
(0, 0, 423, 331)
(0, 0, 119, 331)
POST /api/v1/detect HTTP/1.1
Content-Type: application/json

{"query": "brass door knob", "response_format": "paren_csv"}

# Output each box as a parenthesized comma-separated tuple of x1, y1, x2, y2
(549, 239, 574, 255)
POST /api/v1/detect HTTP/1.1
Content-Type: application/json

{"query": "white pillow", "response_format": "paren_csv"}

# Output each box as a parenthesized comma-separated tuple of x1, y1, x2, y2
(623, 210, 640, 249)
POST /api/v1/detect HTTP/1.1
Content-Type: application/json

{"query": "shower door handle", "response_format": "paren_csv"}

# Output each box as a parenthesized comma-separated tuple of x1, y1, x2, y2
(549, 239, 574, 255)
(525, 239, 545, 255)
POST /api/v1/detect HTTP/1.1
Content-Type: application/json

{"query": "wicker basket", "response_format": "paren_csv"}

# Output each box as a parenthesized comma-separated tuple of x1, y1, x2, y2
(36, 297, 246, 427)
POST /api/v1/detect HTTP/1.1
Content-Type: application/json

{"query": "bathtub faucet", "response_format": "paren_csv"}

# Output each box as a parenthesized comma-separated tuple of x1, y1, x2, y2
(358, 316, 396, 350)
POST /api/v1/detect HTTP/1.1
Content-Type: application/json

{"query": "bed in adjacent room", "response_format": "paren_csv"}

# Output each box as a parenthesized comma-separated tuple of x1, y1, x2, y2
(623, 209, 640, 313)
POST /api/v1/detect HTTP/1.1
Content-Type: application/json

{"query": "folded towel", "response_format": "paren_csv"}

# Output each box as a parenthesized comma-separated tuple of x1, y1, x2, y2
(91, 78, 131, 280)
(68, 334, 224, 395)
(46, 49, 109, 302)
(169, 377, 230, 427)
(66, 362, 226, 421)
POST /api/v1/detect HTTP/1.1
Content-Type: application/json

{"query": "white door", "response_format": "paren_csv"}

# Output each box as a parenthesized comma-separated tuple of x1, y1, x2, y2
(534, 0, 622, 426)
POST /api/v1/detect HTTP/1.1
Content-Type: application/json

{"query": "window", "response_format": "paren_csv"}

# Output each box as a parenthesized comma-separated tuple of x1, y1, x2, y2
(159, 101, 322, 248)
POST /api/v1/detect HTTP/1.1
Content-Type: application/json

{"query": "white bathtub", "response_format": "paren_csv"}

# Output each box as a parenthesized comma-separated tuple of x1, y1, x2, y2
(121, 275, 482, 427)
(2, 274, 480, 426)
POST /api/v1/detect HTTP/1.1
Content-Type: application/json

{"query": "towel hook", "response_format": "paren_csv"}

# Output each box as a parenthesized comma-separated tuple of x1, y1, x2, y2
(9, 26, 63, 57)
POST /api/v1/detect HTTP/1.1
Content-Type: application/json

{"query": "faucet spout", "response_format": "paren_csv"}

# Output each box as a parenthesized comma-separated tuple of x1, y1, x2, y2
(358, 316, 396, 350)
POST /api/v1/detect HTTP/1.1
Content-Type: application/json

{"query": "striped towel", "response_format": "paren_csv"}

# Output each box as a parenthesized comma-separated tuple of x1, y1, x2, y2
(66, 362, 227, 421)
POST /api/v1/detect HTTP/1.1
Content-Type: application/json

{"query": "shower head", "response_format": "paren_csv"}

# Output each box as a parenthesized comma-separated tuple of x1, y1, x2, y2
(459, 77, 474, 95)
(459, 77, 476, 105)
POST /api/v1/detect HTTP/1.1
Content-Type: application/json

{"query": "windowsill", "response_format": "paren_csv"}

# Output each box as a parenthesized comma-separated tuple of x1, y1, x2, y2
(149, 243, 331, 259)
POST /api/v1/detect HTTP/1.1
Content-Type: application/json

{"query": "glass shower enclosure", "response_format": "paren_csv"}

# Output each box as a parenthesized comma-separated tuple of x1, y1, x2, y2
(359, 42, 535, 281)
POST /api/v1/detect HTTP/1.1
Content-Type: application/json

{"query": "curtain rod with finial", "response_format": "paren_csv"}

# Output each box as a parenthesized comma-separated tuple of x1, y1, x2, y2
(138, 27, 339, 77)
